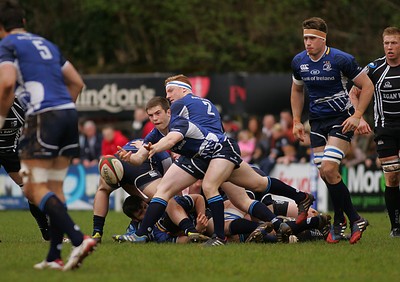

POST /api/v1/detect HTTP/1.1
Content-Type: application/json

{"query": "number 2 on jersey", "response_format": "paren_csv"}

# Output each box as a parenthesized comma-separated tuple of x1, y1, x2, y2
(202, 100, 216, 116)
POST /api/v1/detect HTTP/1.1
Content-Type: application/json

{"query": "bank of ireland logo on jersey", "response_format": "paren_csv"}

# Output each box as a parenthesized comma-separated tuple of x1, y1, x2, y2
(189, 76, 210, 98)
(323, 61, 332, 71)
(310, 69, 320, 75)
(300, 64, 309, 72)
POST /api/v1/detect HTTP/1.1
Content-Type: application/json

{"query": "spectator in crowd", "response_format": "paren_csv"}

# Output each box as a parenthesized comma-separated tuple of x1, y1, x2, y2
(222, 114, 240, 139)
(261, 114, 276, 148)
(247, 115, 262, 141)
(72, 118, 86, 165)
(258, 123, 297, 174)
(237, 129, 256, 163)
(295, 120, 312, 163)
(362, 133, 380, 169)
(251, 114, 276, 167)
(78, 118, 86, 149)
(342, 135, 367, 168)
(101, 124, 129, 156)
(272, 123, 297, 165)
(280, 109, 296, 144)
(132, 106, 154, 139)
(80, 120, 102, 168)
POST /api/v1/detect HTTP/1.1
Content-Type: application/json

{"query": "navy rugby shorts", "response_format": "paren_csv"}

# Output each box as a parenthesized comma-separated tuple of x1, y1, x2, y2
(19, 110, 79, 159)
(309, 114, 354, 147)
(117, 157, 162, 191)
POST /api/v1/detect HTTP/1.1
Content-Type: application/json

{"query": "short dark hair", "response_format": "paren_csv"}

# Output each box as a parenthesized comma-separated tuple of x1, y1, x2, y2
(302, 17, 328, 34)
(0, 0, 25, 32)
(122, 195, 145, 218)
(146, 96, 170, 112)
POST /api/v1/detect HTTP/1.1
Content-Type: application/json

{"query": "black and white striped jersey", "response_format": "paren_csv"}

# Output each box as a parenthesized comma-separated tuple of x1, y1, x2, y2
(0, 99, 24, 154)
(365, 57, 400, 129)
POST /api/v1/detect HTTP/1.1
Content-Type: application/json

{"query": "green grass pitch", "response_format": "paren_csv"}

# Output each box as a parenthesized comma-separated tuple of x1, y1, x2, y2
(1, 210, 399, 282)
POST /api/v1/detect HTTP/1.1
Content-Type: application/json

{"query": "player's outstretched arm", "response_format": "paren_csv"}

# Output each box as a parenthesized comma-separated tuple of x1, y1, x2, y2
(147, 132, 183, 158)
(117, 145, 148, 166)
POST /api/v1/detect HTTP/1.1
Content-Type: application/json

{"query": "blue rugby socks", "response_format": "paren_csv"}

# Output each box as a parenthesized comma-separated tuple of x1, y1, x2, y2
(136, 197, 167, 237)
(179, 218, 197, 235)
(92, 215, 105, 236)
(229, 218, 259, 235)
(28, 201, 50, 240)
(267, 177, 305, 203)
(46, 217, 64, 262)
(40, 192, 84, 247)
(207, 195, 225, 239)
(326, 181, 346, 224)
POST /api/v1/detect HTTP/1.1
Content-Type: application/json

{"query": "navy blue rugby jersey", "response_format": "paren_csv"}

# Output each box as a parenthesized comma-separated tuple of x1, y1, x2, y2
(144, 115, 226, 159)
(0, 32, 75, 116)
(170, 93, 224, 134)
(364, 56, 400, 129)
(292, 47, 363, 119)
(117, 139, 172, 175)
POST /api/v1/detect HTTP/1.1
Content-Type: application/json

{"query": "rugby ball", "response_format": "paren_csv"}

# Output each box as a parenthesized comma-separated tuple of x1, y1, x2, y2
(98, 155, 124, 186)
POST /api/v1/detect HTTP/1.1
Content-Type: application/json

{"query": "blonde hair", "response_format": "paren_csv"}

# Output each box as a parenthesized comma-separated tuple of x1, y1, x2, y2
(165, 74, 192, 87)
(272, 123, 283, 132)
(383, 26, 400, 38)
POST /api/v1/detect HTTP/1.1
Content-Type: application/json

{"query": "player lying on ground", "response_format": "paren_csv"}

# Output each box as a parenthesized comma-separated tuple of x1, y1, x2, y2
(188, 179, 331, 243)
(112, 194, 210, 243)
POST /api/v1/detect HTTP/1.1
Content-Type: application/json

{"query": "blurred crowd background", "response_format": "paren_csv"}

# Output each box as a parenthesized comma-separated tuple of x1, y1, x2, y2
(18, 0, 399, 170)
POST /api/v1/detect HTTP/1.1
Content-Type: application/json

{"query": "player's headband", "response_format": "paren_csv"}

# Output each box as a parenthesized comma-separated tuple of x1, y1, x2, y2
(303, 29, 326, 41)
(165, 81, 192, 91)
